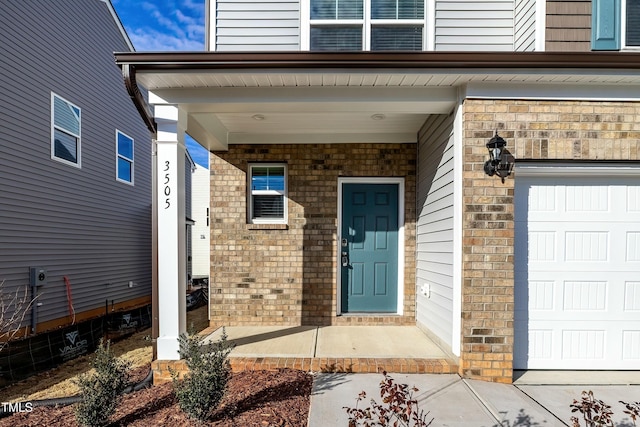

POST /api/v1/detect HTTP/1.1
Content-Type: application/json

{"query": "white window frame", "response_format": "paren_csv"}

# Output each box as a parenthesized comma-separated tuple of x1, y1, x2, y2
(116, 130, 135, 185)
(51, 93, 81, 168)
(622, 0, 640, 50)
(248, 163, 288, 224)
(303, 0, 429, 51)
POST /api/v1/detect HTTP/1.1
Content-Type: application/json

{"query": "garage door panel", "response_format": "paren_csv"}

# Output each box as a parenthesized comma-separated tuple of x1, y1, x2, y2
(522, 278, 635, 320)
(515, 172, 640, 370)
(520, 324, 640, 369)
(524, 227, 634, 270)
(625, 281, 640, 310)
(628, 232, 640, 261)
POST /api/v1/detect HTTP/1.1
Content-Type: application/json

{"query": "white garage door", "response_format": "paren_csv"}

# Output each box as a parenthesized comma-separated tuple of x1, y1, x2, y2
(514, 166, 640, 370)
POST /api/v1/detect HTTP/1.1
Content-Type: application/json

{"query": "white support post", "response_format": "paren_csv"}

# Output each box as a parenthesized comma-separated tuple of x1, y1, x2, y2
(154, 104, 187, 360)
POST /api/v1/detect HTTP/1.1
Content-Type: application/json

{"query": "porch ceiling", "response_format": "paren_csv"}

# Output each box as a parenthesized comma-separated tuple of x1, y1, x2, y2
(122, 51, 640, 151)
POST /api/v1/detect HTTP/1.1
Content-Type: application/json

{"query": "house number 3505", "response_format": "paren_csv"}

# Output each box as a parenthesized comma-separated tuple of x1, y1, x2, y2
(163, 160, 171, 209)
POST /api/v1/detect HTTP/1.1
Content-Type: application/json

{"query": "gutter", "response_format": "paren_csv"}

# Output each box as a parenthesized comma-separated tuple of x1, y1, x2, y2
(122, 63, 156, 135)
(114, 50, 640, 71)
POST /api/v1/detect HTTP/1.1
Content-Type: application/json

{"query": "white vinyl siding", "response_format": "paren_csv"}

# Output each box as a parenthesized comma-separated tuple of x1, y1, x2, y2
(215, 1, 301, 51)
(191, 165, 210, 279)
(435, 0, 515, 51)
(514, 0, 536, 51)
(416, 113, 456, 349)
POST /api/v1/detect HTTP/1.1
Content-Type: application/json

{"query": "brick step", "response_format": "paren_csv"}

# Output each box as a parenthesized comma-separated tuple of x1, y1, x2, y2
(152, 357, 459, 384)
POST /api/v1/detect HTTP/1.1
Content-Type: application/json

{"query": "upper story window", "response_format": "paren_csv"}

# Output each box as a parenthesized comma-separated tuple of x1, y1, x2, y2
(116, 130, 134, 184)
(593, 0, 640, 49)
(309, 0, 425, 51)
(624, 0, 640, 47)
(248, 164, 287, 224)
(51, 93, 81, 167)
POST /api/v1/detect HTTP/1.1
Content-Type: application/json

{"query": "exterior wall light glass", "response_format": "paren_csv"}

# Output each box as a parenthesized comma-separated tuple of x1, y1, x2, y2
(483, 132, 513, 180)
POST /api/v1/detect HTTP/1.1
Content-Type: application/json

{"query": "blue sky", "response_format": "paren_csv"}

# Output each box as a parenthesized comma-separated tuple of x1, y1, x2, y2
(112, 0, 209, 168)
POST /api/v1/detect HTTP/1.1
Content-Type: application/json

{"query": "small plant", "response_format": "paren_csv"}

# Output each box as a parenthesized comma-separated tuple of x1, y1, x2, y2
(344, 370, 433, 427)
(171, 328, 234, 422)
(620, 400, 640, 425)
(74, 339, 130, 427)
(570, 391, 640, 427)
(570, 391, 614, 427)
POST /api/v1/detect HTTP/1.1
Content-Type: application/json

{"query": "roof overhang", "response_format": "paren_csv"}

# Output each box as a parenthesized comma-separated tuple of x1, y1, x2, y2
(115, 51, 640, 150)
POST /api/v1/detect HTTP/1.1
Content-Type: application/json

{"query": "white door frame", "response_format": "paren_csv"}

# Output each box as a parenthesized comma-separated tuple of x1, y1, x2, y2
(336, 177, 405, 316)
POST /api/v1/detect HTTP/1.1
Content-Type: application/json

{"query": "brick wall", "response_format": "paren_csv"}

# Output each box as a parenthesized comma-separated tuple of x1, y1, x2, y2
(461, 99, 640, 382)
(209, 143, 416, 327)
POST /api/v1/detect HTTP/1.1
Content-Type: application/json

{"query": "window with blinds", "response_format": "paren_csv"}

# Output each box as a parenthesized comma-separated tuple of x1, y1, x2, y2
(309, 0, 425, 51)
(249, 164, 287, 223)
(627, 0, 640, 46)
(51, 93, 81, 166)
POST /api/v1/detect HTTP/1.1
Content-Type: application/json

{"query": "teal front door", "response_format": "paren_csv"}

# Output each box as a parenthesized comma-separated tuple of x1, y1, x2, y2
(341, 183, 399, 313)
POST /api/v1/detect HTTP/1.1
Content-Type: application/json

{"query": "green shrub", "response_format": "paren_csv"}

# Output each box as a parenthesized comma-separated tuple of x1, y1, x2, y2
(171, 328, 234, 422)
(74, 339, 130, 427)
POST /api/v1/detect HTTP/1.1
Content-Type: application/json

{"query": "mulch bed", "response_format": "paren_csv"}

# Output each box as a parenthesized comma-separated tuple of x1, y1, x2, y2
(0, 367, 313, 427)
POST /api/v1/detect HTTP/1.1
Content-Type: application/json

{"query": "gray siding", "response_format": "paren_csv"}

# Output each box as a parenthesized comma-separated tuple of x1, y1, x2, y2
(0, 1, 152, 328)
(416, 113, 455, 349)
(435, 0, 515, 51)
(215, 0, 300, 51)
(514, 0, 537, 51)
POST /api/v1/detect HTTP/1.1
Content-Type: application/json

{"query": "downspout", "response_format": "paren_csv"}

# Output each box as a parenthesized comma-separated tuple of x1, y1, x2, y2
(121, 63, 158, 360)
(122, 64, 156, 134)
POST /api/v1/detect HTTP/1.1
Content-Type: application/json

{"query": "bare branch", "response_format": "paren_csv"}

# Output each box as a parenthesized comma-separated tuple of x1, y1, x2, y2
(0, 280, 38, 352)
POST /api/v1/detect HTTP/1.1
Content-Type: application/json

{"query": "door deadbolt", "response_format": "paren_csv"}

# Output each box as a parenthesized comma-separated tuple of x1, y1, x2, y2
(341, 251, 349, 267)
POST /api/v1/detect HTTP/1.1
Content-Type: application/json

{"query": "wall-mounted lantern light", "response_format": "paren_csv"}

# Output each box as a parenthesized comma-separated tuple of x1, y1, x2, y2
(483, 132, 513, 180)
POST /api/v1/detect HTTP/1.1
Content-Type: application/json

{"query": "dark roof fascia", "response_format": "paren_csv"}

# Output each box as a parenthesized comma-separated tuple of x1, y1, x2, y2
(114, 51, 640, 71)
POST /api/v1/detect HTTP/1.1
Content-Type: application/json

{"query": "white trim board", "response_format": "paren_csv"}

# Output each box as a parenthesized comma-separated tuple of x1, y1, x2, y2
(466, 82, 640, 102)
(516, 163, 640, 177)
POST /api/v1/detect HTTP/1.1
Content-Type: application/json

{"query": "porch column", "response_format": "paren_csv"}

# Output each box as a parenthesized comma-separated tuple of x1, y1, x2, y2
(154, 104, 187, 360)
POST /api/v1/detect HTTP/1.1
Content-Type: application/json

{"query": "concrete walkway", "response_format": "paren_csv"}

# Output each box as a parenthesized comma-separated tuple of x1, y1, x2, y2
(203, 326, 640, 426)
(309, 372, 640, 426)
(204, 325, 458, 373)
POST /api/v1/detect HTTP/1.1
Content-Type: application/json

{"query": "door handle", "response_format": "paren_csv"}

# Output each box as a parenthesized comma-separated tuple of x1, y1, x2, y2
(341, 251, 349, 267)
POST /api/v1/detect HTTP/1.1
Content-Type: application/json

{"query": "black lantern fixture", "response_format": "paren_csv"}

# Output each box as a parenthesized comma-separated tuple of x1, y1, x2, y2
(483, 131, 512, 179)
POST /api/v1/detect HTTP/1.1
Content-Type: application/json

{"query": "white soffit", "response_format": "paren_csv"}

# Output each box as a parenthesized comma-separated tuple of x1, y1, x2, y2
(135, 69, 640, 91)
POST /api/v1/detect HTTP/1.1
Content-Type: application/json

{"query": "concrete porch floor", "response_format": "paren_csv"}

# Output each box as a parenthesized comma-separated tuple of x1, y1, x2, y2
(202, 325, 458, 374)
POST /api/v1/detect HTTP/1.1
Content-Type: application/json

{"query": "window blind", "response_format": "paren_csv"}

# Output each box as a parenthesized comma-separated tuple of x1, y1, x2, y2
(628, 0, 640, 46)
